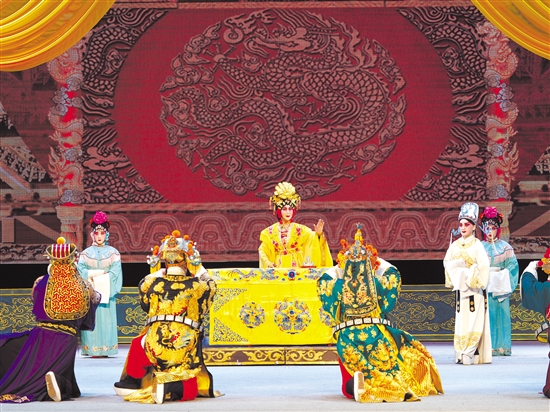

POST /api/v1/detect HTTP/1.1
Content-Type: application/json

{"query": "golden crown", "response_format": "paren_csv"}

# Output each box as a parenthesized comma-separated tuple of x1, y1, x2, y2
(269, 182, 301, 212)
(148, 230, 202, 275)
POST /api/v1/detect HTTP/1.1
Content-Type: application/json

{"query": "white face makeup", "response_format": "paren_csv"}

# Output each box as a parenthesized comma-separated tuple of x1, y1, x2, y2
(280, 205, 294, 223)
(93, 229, 107, 246)
(459, 219, 475, 239)
(485, 224, 498, 241)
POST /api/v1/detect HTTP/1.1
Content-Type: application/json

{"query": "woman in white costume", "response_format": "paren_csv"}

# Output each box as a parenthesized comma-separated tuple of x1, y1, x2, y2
(444, 202, 491, 365)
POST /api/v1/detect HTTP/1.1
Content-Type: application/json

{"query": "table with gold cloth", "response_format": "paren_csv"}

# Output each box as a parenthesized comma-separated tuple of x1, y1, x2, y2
(208, 268, 335, 346)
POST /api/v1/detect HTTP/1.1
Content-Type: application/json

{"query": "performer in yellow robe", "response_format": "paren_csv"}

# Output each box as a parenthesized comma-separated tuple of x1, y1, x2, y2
(123, 230, 218, 404)
(259, 182, 333, 269)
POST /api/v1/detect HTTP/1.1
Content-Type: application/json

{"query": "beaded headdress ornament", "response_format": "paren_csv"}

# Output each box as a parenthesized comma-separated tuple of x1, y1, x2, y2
(90, 211, 110, 245)
(480, 206, 504, 241)
(147, 230, 202, 275)
(480, 206, 503, 228)
(90, 211, 110, 232)
(337, 223, 380, 271)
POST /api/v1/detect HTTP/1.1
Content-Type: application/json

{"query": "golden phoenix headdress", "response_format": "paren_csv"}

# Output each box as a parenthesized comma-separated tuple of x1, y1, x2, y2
(269, 182, 301, 212)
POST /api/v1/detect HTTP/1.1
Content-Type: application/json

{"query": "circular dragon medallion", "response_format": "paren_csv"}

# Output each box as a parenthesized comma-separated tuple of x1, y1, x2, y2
(159, 9, 406, 199)
(273, 298, 311, 334)
(239, 301, 266, 328)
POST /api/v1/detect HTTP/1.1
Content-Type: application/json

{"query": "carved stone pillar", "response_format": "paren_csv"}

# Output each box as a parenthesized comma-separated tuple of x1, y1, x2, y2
(477, 22, 519, 240)
(56, 205, 84, 248)
(47, 42, 86, 246)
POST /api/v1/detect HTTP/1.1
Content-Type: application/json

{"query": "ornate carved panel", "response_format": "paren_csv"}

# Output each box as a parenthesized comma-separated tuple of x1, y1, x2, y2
(81, 200, 511, 263)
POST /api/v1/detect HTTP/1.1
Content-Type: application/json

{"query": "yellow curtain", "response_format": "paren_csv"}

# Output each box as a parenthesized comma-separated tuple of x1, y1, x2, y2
(1, 1, 546, 71)
(472, 0, 550, 60)
(0, 0, 116, 72)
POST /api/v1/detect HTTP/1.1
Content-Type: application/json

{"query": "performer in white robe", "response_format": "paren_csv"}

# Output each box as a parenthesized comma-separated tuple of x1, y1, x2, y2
(444, 202, 491, 365)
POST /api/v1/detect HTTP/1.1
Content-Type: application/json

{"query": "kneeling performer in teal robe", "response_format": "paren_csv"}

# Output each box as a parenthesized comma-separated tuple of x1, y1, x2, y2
(317, 225, 443, 402)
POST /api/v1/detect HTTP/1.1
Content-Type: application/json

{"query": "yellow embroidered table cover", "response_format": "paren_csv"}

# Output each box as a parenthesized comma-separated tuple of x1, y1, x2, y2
(208, 268, 336, 345)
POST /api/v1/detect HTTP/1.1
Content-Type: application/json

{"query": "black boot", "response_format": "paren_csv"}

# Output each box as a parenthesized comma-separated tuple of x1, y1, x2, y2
(114, 375, 141, 396)
(152, 379, 183, 404)
(166, 381, 184, 401)
(114, 375, 141, 390)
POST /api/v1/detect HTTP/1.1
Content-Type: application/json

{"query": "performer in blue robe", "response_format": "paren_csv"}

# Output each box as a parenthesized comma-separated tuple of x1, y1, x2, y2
(0, 238, 100, 403)
(480, 207, 519, 356)
(520, 248, 550, 398)
(78, 211, 123, 357)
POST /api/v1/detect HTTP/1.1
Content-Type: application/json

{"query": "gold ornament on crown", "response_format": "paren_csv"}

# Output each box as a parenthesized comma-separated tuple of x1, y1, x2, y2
(336, 224, 380, 271)
(147, 230, 202, 275)
(538, 249, 550, 275)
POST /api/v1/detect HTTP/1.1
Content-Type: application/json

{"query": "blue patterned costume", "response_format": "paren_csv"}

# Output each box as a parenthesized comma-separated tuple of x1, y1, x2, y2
(482, 239, 519, 355)
(317, 233, 443, 403)
(520, 259, 550, 398)
(78, 245, 122, 356)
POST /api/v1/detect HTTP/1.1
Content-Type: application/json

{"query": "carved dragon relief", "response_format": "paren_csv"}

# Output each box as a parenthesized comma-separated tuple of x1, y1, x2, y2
(79, 8, 167, 204)
(399, 6, 490, 201)
(50, 6, 515, 206)
(159, 9, 407, 199)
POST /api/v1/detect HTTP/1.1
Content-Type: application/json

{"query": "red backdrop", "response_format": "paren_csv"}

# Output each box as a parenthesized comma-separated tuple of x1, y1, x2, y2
(113, 8, 454, 203)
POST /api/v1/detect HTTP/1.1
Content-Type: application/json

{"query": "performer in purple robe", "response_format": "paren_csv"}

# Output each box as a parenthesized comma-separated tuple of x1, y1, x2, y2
(0, 238, 100, 403)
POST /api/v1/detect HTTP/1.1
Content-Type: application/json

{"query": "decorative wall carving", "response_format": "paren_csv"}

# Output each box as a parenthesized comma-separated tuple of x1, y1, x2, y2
(159, 9, 406, 199)
(76, 6, 493, 205)
(399, 7, 489, 202)
(79, 8, 166, 205)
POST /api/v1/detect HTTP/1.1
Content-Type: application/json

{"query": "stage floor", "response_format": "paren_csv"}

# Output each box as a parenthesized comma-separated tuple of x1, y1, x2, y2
(1, 341, 548, 411)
